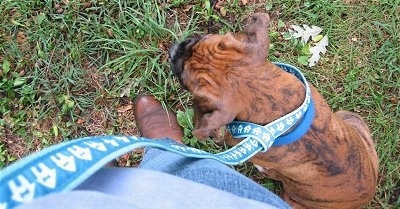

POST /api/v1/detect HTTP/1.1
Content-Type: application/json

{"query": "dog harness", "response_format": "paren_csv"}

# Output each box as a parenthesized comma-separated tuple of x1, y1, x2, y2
(0, 62, 314, 209)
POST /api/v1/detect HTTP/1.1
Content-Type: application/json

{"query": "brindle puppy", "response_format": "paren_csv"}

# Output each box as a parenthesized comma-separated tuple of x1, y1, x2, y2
(169, 13, 378, 209)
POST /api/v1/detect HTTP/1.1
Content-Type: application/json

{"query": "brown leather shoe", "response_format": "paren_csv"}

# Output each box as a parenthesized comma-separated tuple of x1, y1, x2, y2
(134, 95, 183, 142)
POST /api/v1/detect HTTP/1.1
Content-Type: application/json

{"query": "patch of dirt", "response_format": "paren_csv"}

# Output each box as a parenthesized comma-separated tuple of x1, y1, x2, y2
(115, 100, 139, 136)
(16, 31, 27, 44)
(80, 109, 110, 135)
(1, 130, 28, 159)
(0, 115, 59, 161)
(15, 30, 31, 62)
(114, 99, 143, 167)
(31, 116, 64, 146)
(82, 60, 107, 94)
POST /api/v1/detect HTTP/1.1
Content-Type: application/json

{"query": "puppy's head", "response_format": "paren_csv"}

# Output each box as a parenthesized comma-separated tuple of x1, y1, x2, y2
(169, 13, 270, 139)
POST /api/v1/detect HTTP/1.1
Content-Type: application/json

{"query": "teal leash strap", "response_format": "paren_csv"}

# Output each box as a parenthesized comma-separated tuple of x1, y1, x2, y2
(0, 135, 263, 209)
(226, 62, 314, 148)
(0, 62, 313, 209)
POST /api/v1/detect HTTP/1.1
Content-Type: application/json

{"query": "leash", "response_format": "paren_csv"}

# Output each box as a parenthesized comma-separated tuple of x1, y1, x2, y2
(0, 62, 314, 209)
(227, 62, 314, 147)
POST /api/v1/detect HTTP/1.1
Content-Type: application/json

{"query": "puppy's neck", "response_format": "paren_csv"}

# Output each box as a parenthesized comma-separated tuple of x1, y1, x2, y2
(235, 61, 306, 125)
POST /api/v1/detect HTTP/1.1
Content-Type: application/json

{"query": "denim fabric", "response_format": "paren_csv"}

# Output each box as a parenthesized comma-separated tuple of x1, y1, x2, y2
(139, 139, 290, 208)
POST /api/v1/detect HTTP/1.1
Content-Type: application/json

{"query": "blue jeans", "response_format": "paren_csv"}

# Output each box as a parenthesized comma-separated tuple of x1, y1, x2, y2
(138, 139, 290, 208)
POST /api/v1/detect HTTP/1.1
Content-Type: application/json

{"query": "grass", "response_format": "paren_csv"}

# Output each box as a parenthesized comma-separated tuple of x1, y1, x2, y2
(0, 0, 399, 208)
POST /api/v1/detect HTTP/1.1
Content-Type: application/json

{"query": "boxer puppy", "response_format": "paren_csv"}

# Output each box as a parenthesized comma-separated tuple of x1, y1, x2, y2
(169, 13, 378, 209)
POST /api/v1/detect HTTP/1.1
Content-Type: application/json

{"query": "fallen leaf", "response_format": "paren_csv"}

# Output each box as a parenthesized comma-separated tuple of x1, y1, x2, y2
(158, 42, 166, 51)
(308, 35, 329, 67)
(54, 3, 64, 14)
(82, 1, 92, 9)
(290, 24, 322, 44)
(77, 118, 85, 125)
(16, 31, 27, 44)
(220, 7, 227, 16)
(183, 4, 193, 12)
(117, 104, 132, 113)
(241, 0, 248, 5)
(106, 28, 113, 37)
(215, 0, 224, 9)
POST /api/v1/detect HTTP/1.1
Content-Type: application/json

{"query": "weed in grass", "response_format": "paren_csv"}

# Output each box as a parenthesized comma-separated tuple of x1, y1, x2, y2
(0, 141, 16, 167)
(177, 107, 225, 152)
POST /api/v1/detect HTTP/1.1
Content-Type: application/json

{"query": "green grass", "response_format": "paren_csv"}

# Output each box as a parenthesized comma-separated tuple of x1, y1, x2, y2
(0, 0, 399, 208)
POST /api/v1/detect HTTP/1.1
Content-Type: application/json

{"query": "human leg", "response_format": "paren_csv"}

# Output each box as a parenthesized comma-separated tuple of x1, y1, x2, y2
(134, 96, 289, 207)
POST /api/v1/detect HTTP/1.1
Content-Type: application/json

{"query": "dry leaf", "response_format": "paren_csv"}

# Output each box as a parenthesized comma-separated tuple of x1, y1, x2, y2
(77, 118, 85, 125)
(290, 25, 322, 44)
(16, 31, 27, 44)
(308, 35, 329, 67)
(106, 29, 113, 37)
(117, 104, 133, 113)
(82, 1, 92, 9)
(183, 4, 193, 12)
(220, 7, 227, 16)
(158, 42, 166, 51)
(215, 0, 224, 9)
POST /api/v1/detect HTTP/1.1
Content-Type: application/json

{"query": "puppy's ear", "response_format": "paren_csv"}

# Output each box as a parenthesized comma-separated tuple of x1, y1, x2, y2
(219, 13, 270, 60)
(193, 104, 236, 140)
(244, 13, 270, 54)
(192, 94, 236, 140)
